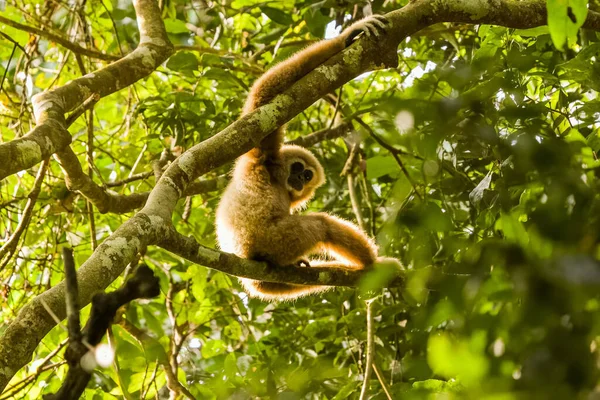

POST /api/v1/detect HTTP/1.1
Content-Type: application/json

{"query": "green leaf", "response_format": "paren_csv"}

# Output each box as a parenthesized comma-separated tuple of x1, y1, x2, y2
(427, 332, 489, 386)
(164, 18, 190, 34)
(224, 352, 238, 378)
(262, 7, 294, 26)
(166, 51, 199, 73)
(547, 0, 588, 49)
(366, 155, 399, 179)
(514, 26, 550, 37)
(201, 339, 226, 358)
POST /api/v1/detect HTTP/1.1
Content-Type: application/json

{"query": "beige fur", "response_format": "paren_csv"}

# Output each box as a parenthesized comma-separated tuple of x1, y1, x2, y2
(216, 16, 389, 301)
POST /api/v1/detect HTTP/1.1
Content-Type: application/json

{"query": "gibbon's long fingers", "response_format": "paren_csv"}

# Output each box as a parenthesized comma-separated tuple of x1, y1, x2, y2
(371, 15, 389, 28)
(344, 15, 390, 47)
(370, 19, 388, 35)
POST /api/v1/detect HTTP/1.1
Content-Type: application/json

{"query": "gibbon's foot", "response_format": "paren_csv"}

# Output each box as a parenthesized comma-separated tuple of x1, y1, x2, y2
(252, 254, 311, 269)
(251, 254, 280, 271)
(344, 15, 390, 47)
(296, 259, 311, 268)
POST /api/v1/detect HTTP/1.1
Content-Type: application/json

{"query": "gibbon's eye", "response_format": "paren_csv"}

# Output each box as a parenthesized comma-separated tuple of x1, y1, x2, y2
(291, 162, 304, 174)
(303, 170, 313, 182)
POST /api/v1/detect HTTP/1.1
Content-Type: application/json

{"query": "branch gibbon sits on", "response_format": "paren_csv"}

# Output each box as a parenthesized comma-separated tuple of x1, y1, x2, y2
(216, 15, 390, 301)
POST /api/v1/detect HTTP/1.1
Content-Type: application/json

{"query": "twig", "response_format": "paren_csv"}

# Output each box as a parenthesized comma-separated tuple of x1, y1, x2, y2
(63, 248, 81, 342)
(348, 173, 368, 233)
(0, 15, 119, 61)
(359, 298, 375, 400)
(0, 44, 16, 95)
(0, 159, 49, 269)
(372, 362, 393, 400)
(0, 31, 29, 56)
(355, 117, 423, 201)
(288, 122, 352, 147)
(65, 94, 100, 127)
(104, 171, 154, 187)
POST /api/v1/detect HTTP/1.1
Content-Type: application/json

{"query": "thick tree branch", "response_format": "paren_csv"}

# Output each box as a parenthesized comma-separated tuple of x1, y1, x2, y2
(2, 0, 600, 392)
(0, 0, 174, 181)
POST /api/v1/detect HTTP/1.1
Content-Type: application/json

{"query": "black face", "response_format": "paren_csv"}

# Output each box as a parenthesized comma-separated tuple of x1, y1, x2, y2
(288, 161, 313, 191)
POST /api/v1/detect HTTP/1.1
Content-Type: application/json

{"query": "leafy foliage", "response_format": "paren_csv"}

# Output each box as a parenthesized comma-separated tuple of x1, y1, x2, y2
(2, 0, 600, 399)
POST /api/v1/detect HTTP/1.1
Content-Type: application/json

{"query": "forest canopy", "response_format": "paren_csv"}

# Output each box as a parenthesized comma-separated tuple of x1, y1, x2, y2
(2, 0, 600, 398)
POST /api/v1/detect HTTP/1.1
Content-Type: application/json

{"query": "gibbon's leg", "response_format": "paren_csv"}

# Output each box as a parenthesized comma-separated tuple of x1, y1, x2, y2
(314, 213, 378, 266)
(254, 213, 376, 267)
(243, 15, 390, 159)
(241, 213, 377, 301)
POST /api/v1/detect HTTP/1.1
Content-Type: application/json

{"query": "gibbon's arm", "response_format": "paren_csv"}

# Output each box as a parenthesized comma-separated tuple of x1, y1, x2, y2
(244, 16, 388, 159)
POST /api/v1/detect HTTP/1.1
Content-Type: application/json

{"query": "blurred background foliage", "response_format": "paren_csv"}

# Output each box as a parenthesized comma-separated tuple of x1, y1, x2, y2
(2, 0, 600, 398)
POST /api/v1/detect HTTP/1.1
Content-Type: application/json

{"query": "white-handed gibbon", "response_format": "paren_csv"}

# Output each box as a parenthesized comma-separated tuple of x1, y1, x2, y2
(216, 15, 390, 301)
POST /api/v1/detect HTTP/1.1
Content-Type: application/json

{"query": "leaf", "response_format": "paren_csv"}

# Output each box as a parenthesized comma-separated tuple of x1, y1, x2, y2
(262, 7, 294, 26)
(412, 379, 464, 393)
(303, 8, 331, 37)
(201, 339, 226, 358)
(469, 171, 493, 206)
(166, 51, 199, 72)
(164, 18, 190, 34)
(514, 26, 550, 37)
(547, 0, 588, 50)
(224, 352, 238, 378)
(366, 155, 399, 179)
(427, 332, 489, 386)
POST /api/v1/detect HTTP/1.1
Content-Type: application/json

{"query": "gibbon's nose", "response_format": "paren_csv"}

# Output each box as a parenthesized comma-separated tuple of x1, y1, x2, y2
(288, 175, 303, 191)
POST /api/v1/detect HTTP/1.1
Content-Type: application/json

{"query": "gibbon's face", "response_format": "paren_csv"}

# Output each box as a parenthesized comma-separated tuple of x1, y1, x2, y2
(287, 160, 314, 191)
(280, 146, 325, 208)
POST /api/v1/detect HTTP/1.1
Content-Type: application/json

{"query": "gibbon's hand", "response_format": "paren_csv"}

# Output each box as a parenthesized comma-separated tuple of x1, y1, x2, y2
(343, 15, 390, 48)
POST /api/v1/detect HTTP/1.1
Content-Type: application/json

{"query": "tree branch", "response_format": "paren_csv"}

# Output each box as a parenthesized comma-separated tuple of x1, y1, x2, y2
(157, 227, 404, 288)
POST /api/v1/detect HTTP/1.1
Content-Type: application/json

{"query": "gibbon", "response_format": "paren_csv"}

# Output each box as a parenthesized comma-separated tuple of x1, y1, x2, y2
(216, 15, 390, 301)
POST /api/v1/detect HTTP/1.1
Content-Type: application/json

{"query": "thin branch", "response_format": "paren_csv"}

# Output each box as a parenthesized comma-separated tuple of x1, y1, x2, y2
(0, 159, 49, 269)
(372, 362, 393, 400)
(63, 248, 81, 342)
(0, 31, 29, 56)
(359, 298, 375, 400)
(0, 44, 16, 95)
(104, 171, 154, 187)
(0, 15, 119, 61)
(355, 116, 423, 200)
(288, 122, 352, 147)
(65, 94, 100, 126)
